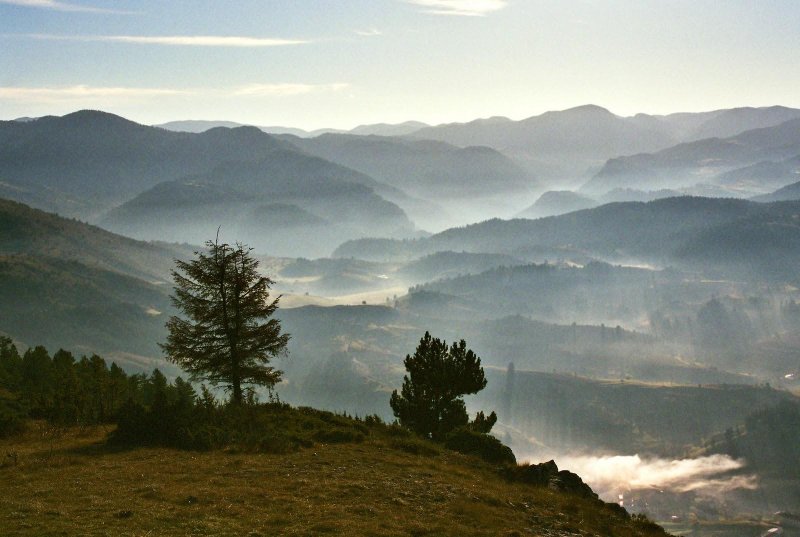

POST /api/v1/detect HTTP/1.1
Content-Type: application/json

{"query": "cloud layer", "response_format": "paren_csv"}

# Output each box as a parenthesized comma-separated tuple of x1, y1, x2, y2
(0, 85, 188, 102)
(0, 0, 129, 14)
(26, 34, 309, 47)
(406, 0, 507, 17)
(0, 83, 349, 103)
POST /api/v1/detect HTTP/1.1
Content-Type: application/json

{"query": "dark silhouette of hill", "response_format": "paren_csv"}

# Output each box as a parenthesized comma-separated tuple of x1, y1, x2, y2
(334, 197, 800, 276)
(585, 118, 800, 195)
(0, 110, 417, 257)
(0, 110, 294, 218)
(0, 111, 413, 239)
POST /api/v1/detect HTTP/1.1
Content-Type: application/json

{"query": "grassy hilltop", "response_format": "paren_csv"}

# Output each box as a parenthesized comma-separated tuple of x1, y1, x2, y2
(0, 411, 667, 537)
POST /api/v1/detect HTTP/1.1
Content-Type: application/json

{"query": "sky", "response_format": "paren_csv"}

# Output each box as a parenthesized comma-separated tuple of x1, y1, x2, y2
(1, 0, 800, 130)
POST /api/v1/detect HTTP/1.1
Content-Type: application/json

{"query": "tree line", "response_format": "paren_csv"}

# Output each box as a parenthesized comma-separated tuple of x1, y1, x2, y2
(0, 336, 203, 436)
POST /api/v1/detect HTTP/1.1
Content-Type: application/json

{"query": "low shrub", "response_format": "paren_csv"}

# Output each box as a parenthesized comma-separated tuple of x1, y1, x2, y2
(0, 396, 27, 438)
(389, 437, 440, 457)
(444, 428, 516, 465)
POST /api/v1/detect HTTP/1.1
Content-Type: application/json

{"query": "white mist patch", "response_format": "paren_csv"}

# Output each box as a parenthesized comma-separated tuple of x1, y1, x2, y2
(525, 453, 757, 500)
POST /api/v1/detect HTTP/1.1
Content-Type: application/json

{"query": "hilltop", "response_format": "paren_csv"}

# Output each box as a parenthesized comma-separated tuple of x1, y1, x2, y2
(0, 414, 666, 536)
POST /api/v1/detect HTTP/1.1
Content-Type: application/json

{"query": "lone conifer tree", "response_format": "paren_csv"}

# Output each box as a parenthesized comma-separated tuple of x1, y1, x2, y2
(161, 237, 289, 404)
(390, 332, 494, 439)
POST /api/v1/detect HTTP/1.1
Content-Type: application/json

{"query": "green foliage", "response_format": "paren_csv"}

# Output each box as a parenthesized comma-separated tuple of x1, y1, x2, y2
(469, 410, 498, 434)
(444, 428, 516, 465)
(0, 393, 26, 438)
(0, 337, 22, 390)
(390, 332, 491, 440)
(112, 399, 376, 453)
(0, 344, 203, 432)
(162, 238, 290, 404)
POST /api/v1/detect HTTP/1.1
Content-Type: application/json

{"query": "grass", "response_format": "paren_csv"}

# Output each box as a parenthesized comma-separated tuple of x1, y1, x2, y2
(0, 418, 668, 536)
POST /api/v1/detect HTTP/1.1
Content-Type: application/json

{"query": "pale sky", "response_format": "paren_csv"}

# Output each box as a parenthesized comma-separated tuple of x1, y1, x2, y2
(1, 0, 799, 129)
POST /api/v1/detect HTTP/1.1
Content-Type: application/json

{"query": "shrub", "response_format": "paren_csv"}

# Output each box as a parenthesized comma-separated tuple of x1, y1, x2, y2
(0, 397, 26, 438)
(390, 437, 441, 457)
(444, 428, 516, 465)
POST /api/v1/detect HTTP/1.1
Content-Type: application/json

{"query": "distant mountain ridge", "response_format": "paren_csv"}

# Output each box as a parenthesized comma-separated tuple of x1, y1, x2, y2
(583, 118, 800, 195)
(155, 119, 431, 138)
(407, 105, 800, 182)
(284, 133, 539, 229)
(335, 196, 800, 279)
(0, 110, 417, 257)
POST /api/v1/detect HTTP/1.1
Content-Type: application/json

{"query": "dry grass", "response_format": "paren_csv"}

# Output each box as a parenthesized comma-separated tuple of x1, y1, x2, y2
(0, 423, 667, 536)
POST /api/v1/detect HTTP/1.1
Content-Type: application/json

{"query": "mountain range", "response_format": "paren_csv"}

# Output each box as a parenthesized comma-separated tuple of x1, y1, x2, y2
(155, 119, 430, 138)
(583, 117, 800, 196)
(409, 105, 800, 182)
(335, 196, 800, 279)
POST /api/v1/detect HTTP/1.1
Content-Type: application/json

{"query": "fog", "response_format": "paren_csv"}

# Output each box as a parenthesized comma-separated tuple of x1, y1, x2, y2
(530, 453, 757, 500)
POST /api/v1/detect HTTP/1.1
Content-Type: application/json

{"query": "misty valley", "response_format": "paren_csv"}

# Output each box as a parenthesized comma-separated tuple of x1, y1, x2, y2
(2, 104, 800, 536)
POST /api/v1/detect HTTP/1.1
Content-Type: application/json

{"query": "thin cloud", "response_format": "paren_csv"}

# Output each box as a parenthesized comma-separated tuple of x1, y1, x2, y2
(0, 85, 189, 103)
(0, 83, 351, 103)
(26, 34, 309, 47)
(405, 0, 507, 17)
(0, 0, 131, 14)
(233, 83, 350, 97)
(355, 28, 382, 37)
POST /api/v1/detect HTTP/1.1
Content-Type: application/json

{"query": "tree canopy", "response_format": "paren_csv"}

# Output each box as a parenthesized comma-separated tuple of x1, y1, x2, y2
(390, 332, 495, 440)
(161, 238, 290, 404)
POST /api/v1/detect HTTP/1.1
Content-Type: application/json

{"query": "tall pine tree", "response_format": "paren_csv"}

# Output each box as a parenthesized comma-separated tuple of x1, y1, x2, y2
(161, 237, 290, 404)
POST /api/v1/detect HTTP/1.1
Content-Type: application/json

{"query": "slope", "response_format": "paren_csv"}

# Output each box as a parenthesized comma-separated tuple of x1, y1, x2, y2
(101, 155, 414, 258)
(0, 418, 666, 536)
(0, 110, 414, 239)
(585, 118, 800, 195)
(284, 132, 538, 229)
(0, 198, 185, 362)
(336, 197, 798, 263)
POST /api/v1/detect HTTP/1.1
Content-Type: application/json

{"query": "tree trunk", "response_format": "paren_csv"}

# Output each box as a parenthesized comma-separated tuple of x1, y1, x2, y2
(232, 380, 243, 405)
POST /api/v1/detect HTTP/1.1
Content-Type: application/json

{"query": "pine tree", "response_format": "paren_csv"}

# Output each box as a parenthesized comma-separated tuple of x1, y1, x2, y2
(390, 332, 492, 440)
(161, 237, 290, 404)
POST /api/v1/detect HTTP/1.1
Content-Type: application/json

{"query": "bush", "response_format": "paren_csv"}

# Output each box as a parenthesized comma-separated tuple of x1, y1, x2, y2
(444, 428, 516, 465)
(390, 437, 441, 457)
(0, 396, 27, 438)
